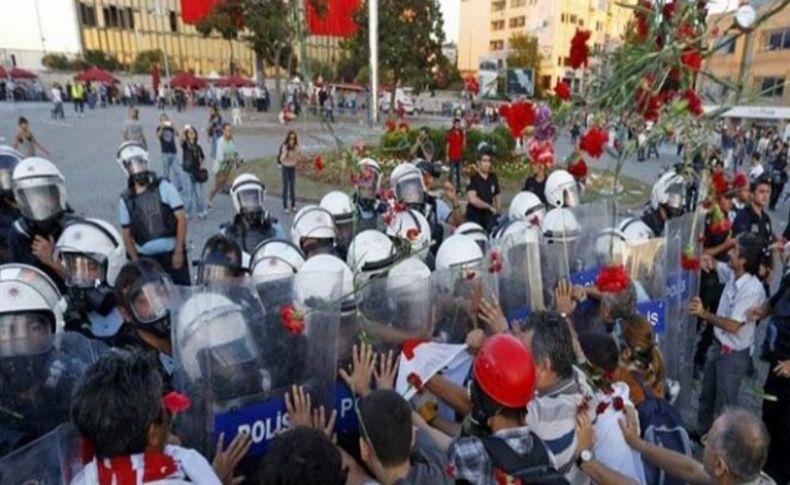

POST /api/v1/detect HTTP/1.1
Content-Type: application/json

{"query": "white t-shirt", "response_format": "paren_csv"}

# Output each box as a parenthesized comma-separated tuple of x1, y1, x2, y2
(749, 163, 764, 182)
(593, 383, 647, 485)
(51, 87, 62, 103)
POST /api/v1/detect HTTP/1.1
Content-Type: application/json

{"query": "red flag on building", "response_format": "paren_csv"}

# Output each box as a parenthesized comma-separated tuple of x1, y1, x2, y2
(181, 0, 216, 24)
(306, 0, 361, 37)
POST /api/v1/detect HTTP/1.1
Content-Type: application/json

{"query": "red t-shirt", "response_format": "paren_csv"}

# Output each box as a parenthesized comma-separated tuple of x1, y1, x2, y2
(445, 129, 465, 162)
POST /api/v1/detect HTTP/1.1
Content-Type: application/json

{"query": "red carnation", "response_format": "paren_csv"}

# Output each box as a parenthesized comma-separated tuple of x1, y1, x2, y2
(681, 253, 701, 271)
(709, 219, 732, 235)
(635, 87, 663, 122)
(406, 227, 420, 241)
(393, 202, 408, 213)
(613, 396, 625, 411)
(662, 2, 677, 20)
(498, 104, 510, 118)
(503, 100, 536, 139)
(313, 155, 324, 171)
(678, 22, 697, 41)
(567, 158, 588, 179)
(385, 119, 396, 132)
(402, 338, 427, 360)
(162, 391, 191, 414)
(382, 212, 394, 226)
(596, 401, 610, 415)
(280, 304, 305, 336)
(445, 463, 457, 478)
(398, 121, 410, 131)
(595, 265, 631, 293)
(569, 29, 592, 69)
(683, 89, 704, 117)
(554, 80, 572, 100)
(579, 126, 609, 159)
(634, 0, 652, 41)
(407, 372, 423, 391)
(681, 50, 702, 72)
(578, 395, 592, 413)
(733, 171, 749, 189)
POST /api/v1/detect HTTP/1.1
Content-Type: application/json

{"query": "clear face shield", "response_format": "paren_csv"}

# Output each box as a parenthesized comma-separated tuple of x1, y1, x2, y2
(334, 216, 355, 250)
(127, 277, 174, 337)
(562, 183, 580, 208)
(236, 187, 265, 215)
(60, 252, 107, 288)
(13, 181, 66, 222)
(664, 187, 686, 218)
(199, 264, 235, 285)
(0, 155, 19, 194)
(395, 176, 425, 205)
(123, 156, 150, 176)
(357, 167, 381, 200)
(0, 312, 54, 357)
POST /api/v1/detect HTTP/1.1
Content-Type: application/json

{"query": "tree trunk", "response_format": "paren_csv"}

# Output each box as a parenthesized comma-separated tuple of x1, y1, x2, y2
(255, 50, 265, 88)
(273, 47, 283, 110)
(229, 39, 235, 75)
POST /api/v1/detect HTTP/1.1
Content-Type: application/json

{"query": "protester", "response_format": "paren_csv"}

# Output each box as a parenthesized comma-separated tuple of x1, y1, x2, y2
(13, 117, 49, 158)
(278, 130, 301, 213)
(50, 83, 65, 121)
(122, 108, 147, 150)
(156, 113, 182, 192)
(208, 124, 240, 208)
(444, 118, 466, 192)
(612, 314, 667, 407)
(465, 146, 501, 233)
(207, 105, 223, 159)
(181, 125, 208, 220)
(688, 234, 766, 434)
(411, 126, 436, 162)
(522, 158, 549, 205)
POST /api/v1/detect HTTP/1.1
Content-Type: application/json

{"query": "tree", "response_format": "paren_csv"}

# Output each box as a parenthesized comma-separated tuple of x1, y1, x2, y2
(41, 53, 70, 71)
(131, 49, 170, 74)
(344, 0, 446, 117)
(507, 32, 542, 97)
(83, 49, 122, 71)
(195, 0, 243, 74)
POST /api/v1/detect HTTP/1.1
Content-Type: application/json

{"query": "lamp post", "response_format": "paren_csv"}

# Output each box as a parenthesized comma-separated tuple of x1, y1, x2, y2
(152, 0, 172, 84)
(369, 0, 379, 124)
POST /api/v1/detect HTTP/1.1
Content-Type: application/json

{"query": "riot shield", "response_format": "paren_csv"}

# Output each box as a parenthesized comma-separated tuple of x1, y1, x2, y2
(0, 424, 83, 484)
(662, 211, 703, 410)
(0, 332, 108, 459)
(431, 262, 499, 343)
(495, 225, 544, 322)
(172, 275, 341, 457)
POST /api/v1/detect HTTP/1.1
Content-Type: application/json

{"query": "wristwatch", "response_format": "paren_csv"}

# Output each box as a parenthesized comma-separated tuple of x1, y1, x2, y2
(576, 449, 594, 467)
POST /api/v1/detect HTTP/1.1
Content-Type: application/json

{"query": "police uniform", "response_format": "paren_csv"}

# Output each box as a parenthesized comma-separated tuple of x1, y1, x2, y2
(6, 215, 77, 292)
(0, 201, 21, 263)
(221, 213, 285, 256)
(119, 178, 190, 285)
(732, 205, 774, 272)
(353, 195, 388, 234)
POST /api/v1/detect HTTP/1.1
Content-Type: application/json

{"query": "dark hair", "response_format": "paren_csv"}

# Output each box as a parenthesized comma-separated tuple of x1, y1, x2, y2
(751, 152, 761, 161)
(358, 390, 412, 467)
(736, 233, 763, 276)
(578, 333, 619, 373)
(620, 314, 665, 396)
(18, 117, 28, 125)
(114, 258, 167, 309)
(70, 351, 164, 457)
(257, 427, 347, 485)
(750, 174, 771, 192)
(601, 282, 638, 321)
(711, 408, 770, 483)
(522, 311, 575, 379)
(284, 130, 298, 148)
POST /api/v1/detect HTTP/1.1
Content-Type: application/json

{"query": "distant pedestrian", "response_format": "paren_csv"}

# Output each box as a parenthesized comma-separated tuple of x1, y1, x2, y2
(444, 118, 466, 192)
(156, 113, 182, 192)
(122, 107, 147, 150)
(50, 83, 65, 121)
(207, 105, 223, 159)
(278, 130, 301, 213)
(13, 117, 49, 158)
(181, 125, 207, 219)
(208, 124, 241, 208)
(71, 81, 85, 114)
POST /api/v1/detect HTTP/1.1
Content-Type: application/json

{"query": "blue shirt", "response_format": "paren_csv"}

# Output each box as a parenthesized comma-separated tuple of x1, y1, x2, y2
(119, 180, 182, 255)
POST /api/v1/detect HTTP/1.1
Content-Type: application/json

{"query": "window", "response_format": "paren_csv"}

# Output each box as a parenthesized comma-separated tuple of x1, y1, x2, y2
(579, 19, 584, 27)
(511, 0, 526, 7)
(492, 1, 506, 12)
(490, 40, 504, 51)
(79, 2, 97, 27)
(570, 14, 577, 24)
(169, 10, 179, 32)
(117, 7, 134, 30)
(561, 14, 566, 23)
(103, 6, 120, 28)
(509, 16, 525, 28)
(491, 20, 505, 31)
(713, 35, 736, 55)
(764, 28, 790, 50)
(758, 77, 785, 97)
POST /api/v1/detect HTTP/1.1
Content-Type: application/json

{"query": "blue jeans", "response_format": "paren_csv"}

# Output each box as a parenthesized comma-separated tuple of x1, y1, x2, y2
(449, 161, 462, 192)
(184, 174, 205, 216)
(281, 166, 296, 209)
(162, 153, 182, 191)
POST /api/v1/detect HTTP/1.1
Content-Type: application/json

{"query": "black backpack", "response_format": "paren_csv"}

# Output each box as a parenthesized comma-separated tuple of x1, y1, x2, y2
(481, 432, 570, 485)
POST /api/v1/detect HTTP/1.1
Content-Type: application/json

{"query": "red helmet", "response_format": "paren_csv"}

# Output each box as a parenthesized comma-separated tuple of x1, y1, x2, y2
(473, 334, 536, 408)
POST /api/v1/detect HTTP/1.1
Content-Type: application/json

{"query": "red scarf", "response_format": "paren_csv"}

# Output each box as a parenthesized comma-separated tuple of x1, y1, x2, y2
(94, 450, 180, 485)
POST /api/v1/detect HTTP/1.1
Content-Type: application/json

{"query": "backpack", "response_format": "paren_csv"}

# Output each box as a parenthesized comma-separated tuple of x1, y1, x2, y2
(635, 381, 692, 485)
(481, 432, 570, 485)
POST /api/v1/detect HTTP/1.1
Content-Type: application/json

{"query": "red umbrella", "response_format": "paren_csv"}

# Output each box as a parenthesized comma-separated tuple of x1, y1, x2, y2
(170, 72, 207, 89)
(0, 66, 6, 78)
(74, 66, 119, 83)
(215, 75, 254, 88)
(8, 67, 37, 80)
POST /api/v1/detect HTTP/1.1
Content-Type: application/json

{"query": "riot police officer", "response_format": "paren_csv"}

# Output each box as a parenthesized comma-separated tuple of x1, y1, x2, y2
(351, 158, 388, 233)
(54, 217, 127, 343)
(116, 142, 190, 285)
(290, 205, 338, 259)
(641, 170, 687, 237)
(320, 191, 355, 260)
(222, 173, 284, 268)
(7, 157, 74, 291)
(0, 263, 107, 457)
(0, 146, 22, 263)
(196, 234, 244, 285)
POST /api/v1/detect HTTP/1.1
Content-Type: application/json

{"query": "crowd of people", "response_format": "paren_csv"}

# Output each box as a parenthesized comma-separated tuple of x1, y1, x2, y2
(0, 102, 789, 485)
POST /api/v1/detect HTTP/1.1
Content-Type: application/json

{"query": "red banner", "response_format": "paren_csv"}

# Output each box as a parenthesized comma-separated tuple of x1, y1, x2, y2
(306, 0, 360, 37)
(181, 0, 216, 24)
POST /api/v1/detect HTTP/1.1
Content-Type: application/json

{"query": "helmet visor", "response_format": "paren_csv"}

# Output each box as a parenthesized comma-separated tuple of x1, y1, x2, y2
(123, 157, 149, 176)
(13, 182, 66, 222)
(128, 279, 172, 324)
(563, 186, 580, 208)
(395, 177, 424, 205)
(357, 167, 381, 198)
(61, 252, 107, 288)
(665, 189, 685, 211)
(237, 188, 264, 214)
(0, 313, 53, 357)
(199, 264, 234, 285)
(0, 169, 12, 193)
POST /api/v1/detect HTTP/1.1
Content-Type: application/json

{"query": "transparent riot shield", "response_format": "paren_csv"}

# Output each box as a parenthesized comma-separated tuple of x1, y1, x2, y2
(0, 332, 108, 459)
(495, 227, 544, 323)
(624, 237, 667, 332)
(662, 211, 703, 410)
(0, 423, 83, 484)
(431, 263, 499, 343)
(172, 274, 341, 458)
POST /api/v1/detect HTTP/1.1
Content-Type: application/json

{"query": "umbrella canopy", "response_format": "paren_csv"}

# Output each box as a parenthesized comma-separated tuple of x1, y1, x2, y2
(170, 72, 206, 89)
(215, 75, 254, 88)
(1, 67, 37, 80)
(74, 66, 118, 83)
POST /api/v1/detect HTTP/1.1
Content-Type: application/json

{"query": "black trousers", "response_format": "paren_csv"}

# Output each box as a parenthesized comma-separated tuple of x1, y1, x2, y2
(147, 250, 191, 286)
(763, 368, 790, 484)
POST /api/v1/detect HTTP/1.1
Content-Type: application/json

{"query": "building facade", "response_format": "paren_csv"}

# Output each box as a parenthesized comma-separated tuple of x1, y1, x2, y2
(704, 4, 790, 110)
(457, 0, 633, 92)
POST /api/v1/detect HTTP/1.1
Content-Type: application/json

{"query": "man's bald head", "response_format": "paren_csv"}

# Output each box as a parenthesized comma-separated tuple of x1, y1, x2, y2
(711, 409, 770, 483)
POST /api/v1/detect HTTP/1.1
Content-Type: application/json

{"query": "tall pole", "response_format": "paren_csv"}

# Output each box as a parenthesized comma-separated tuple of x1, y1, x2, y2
(368, 0, 379, 124)
(33, 0, 47, 54)
(154, 0, 172, 83)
